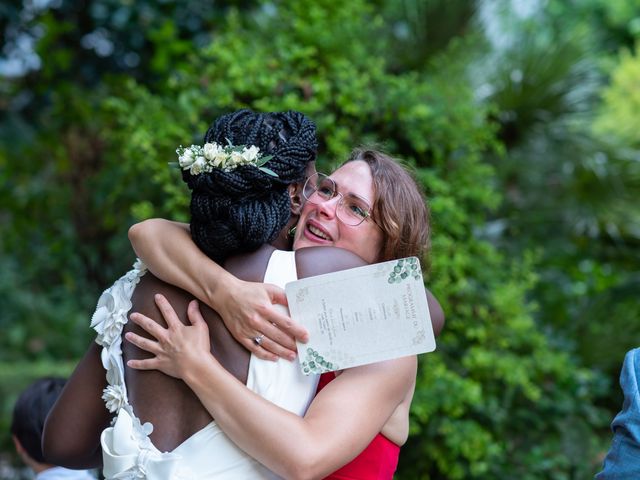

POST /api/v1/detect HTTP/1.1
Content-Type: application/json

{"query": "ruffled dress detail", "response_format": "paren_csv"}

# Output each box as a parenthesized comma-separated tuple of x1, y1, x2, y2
(90, 260, 193, 479)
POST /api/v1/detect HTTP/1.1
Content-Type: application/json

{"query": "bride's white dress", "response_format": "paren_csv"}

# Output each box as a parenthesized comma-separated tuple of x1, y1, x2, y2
(90, 250, 319, 479)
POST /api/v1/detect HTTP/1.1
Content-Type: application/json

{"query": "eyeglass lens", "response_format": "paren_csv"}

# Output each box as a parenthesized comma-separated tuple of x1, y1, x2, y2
(303, 173, 372, 226)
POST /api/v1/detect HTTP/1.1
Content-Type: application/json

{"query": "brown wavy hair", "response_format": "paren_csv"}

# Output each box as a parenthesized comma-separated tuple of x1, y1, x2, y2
(344, 149, 430, 262)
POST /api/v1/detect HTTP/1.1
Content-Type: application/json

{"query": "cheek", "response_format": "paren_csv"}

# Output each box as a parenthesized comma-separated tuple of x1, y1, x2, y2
(292, 210, 311, 247)
(369, 228, 385, 261)
(297, 201, 315, 221)
(365, 237, 384, 263)
(346, 226, 383, 263)
(292, 224, 304, 248)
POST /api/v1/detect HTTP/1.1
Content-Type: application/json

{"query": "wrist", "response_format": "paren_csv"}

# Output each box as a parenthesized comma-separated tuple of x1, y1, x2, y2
(209, 272, 241, 313)
(201, 279, 217, 309)
(182, 352, 221, 389)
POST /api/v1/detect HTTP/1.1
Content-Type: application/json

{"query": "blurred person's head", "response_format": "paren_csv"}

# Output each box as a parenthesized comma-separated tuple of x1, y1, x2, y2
(11, 377, 66, 473)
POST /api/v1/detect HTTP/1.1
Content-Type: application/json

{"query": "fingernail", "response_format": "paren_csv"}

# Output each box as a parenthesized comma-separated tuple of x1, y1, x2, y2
(288, 353, 297, 361)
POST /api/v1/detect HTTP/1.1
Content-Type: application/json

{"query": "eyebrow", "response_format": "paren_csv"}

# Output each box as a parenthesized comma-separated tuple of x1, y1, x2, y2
(330, 178, 374, 205)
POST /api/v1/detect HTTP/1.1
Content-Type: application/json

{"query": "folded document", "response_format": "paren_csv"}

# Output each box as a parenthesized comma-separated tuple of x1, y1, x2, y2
(286, 257, 436, 375)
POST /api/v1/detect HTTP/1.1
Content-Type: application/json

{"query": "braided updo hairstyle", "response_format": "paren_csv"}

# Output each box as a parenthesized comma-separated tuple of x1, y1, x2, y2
(182, 109, 317, 263)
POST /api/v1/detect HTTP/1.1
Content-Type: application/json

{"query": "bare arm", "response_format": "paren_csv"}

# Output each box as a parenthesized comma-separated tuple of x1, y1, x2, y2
(129, 222, 221, 303)
(42, 342, 111, 468)
(128, 220, 231, 308)
(185, 345, 414, 480)
(127, 297, 415, 480)
(128, 219, 307, 360)
(426, 290, 445, 337)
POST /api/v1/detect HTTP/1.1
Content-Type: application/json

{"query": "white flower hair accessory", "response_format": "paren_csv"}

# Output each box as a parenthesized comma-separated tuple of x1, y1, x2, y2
(174, 140, 277, 177)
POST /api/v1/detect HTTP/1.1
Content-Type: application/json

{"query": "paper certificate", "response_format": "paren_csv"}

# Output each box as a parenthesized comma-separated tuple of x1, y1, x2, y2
(285, 257, 436, 375)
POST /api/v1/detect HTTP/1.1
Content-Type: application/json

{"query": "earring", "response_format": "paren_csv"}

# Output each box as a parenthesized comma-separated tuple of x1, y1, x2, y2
(287, 226, 297, 238)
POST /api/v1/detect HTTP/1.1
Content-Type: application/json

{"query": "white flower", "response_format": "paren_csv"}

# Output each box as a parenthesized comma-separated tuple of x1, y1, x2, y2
(175, 140, 276, 177)
(203, 142, 220, 161)
(190, 156, 207, 175)
(177, 148, 195, 168)
(102, 384, 127, 413)
(229, 151, 245, 167)
(242, 145, 260, 162)
(90, 264, 144, 348)
(212, 150, 228, 168)
(91, 288, 131, 347)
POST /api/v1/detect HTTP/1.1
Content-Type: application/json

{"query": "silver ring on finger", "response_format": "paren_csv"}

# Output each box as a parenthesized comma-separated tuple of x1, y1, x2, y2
(253, 334, 265, 346)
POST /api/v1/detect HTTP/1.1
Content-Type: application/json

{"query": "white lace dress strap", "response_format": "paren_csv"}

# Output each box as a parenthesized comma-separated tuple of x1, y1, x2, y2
(246, 250, 320, 415)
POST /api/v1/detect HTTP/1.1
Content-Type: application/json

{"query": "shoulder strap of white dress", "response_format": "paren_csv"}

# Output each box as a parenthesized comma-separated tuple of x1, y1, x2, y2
(263, 250, 297, 287)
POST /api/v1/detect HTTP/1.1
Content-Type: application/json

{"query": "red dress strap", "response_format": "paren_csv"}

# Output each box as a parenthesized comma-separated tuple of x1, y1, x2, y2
(317, 373, 400, 480)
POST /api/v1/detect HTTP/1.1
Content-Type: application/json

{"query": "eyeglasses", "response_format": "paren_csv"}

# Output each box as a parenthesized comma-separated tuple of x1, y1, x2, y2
(302, 172, 375, 227)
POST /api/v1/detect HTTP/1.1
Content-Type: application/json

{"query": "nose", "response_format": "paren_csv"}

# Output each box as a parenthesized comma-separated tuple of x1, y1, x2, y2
(315, 194, 340, 219)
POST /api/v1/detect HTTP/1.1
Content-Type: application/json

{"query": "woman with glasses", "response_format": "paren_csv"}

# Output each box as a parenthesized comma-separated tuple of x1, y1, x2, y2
(125, 149, 442, 479)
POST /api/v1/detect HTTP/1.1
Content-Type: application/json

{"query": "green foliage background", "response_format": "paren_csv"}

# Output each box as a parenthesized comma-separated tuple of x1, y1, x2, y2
(1, 0, 639, 478)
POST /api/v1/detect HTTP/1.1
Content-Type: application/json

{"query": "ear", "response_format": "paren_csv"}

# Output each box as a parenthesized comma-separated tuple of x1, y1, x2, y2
(288, 183, 304, 215)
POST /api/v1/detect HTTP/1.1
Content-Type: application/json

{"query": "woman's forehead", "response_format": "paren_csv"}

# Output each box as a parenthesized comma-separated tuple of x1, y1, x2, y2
(330, 161, 374, 200)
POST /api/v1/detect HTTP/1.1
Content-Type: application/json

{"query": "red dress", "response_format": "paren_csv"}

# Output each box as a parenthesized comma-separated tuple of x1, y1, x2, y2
(316, 373, 400, 479)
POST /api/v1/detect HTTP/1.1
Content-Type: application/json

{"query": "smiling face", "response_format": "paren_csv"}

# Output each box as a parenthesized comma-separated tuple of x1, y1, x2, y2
(293, 160, 384, 263)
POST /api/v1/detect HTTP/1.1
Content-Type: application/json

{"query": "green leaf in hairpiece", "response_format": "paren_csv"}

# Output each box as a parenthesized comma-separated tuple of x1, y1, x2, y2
(259, 167, 279, 177)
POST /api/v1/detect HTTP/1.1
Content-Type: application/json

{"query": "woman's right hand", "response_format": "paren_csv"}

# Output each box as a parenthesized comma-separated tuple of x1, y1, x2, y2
(127, 296, 212, 380)
(215, 277, 309, 362)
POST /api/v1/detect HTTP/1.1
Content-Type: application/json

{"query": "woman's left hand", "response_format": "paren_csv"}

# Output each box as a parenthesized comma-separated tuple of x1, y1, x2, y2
(126, 294, 211, 379)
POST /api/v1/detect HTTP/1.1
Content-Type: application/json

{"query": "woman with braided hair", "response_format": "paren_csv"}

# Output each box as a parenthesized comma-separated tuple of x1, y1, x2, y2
(44, 108, 443, 479)
(44, 109, 326, 478)
(185, 108, 319, 263)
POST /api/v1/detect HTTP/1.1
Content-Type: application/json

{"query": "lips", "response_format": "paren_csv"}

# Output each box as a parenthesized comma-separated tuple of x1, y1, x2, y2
(305, 220, 333, 242)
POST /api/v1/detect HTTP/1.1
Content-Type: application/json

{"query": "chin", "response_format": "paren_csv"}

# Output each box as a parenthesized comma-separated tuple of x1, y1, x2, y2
(293, 239, 316, 250)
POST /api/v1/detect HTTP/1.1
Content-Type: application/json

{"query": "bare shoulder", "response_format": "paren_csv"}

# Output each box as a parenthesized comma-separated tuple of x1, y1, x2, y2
(224, 244, 276, 282)
(294, 246, 367, 279)
(128, 273, 193, 327)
